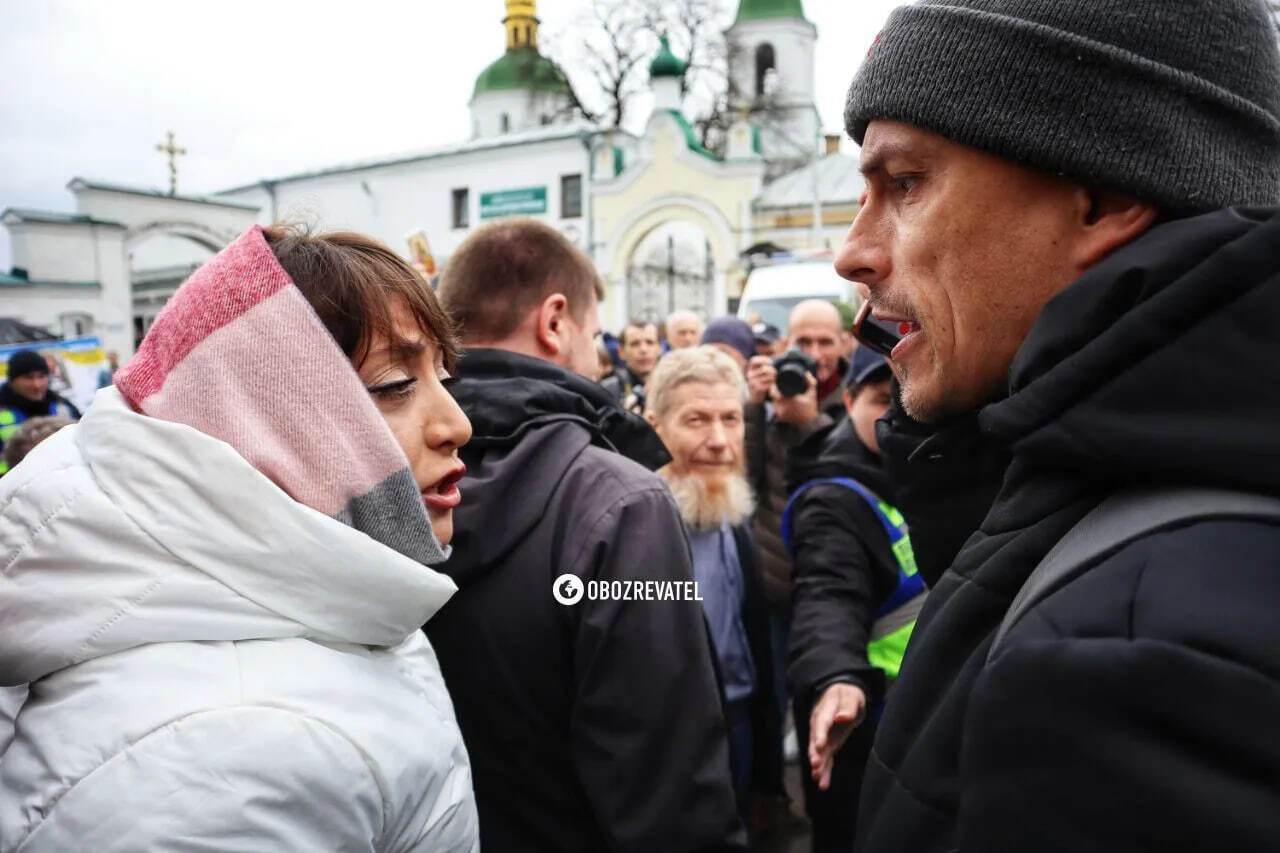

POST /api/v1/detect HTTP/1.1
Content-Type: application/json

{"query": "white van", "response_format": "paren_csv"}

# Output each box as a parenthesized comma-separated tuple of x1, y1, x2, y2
(736, 256, 862, 331)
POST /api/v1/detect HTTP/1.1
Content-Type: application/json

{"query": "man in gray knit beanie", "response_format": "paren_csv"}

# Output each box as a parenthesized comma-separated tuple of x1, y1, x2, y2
(811, 1, 1280, 850)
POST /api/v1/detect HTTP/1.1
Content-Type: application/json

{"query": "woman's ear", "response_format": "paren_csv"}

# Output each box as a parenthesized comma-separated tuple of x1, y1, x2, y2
(1070, 187, 1159, 272)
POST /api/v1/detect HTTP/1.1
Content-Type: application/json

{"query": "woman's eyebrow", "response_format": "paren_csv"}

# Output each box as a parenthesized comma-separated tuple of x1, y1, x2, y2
(391, 339, 428, 356)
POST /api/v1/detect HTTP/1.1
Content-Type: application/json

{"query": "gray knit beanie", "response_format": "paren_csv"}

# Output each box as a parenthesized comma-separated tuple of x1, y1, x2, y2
(845, 0, 1280, 212)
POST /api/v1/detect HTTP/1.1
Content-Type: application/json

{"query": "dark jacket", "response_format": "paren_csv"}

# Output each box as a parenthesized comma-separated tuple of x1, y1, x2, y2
(857, 208, 1280, 852)
(747, 366, 849, 607)
(874, 394, 1010, 589)
(600, 364, 645, 413)
(727, 523, 785, 798)
(426, 348, 744, 853)
(784, 418, 901, 706)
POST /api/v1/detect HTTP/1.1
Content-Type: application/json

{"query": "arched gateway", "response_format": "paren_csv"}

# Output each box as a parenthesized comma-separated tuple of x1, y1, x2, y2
(2, 179, 259, 358)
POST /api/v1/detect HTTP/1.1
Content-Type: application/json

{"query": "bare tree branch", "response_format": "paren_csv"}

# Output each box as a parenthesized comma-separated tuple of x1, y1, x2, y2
(545, 0, 815, 170)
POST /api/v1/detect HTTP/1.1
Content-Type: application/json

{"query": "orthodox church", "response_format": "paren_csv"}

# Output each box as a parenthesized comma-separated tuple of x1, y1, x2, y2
(1, 0, 864, 358)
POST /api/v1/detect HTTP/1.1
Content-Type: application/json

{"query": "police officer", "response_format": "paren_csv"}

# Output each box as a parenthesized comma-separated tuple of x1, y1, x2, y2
(0, 350, 80, 475)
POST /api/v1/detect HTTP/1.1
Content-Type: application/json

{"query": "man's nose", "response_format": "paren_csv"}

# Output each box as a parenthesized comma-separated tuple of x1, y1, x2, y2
(835, 202, 890, 289)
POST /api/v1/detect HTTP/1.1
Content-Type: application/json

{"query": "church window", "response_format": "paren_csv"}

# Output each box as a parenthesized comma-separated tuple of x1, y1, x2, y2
(561, 174, 582, 219)
(60, 312, 93, 338)
(452, 188, 470, 229)
(501, 113, 511, 133)
(755, 43, 776, 97)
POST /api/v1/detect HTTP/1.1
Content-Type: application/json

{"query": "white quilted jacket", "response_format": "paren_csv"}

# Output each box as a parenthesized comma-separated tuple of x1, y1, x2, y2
(0, 388, 480, 852)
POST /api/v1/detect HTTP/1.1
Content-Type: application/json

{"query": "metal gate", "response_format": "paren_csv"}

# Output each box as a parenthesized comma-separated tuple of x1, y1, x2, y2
(625, 235, 714, 324)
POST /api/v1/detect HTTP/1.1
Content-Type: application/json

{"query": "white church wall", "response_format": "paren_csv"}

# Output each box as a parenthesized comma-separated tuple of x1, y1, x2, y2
(727, 17, 820, 164)
(218, 184, 276, 222)
(2, 224, 133, 357)
(245, 136, 591, 266)
(72, 186, 257, 242)
(129, 232, 214, 271)
(728, 18, 817, 108)
(6, 222, 104, 283)
(471, 90, 568, 138)
(0, 287, 106, 338)
(89, 228, 132, 357)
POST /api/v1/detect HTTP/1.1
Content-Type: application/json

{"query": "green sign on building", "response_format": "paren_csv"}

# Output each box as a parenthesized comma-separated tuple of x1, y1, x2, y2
(480, 186, 548, 219)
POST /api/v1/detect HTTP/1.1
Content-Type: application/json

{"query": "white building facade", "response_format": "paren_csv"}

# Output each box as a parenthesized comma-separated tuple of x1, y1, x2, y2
(2, 0, 854, 346)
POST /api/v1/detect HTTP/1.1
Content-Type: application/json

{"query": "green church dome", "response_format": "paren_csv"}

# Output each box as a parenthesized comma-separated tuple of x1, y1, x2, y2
(472, 47, 570, 99)
(649, 35, 688, 79)
(733, 0, 807, 24)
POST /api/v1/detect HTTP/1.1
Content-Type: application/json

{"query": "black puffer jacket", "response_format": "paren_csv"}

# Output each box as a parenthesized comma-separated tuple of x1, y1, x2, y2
(784, 418, 901, 706)
(857, 208, 1280, 852)
(427, 349, 743, 853)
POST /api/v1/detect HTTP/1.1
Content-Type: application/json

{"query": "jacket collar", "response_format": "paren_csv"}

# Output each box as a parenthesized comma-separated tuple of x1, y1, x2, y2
(77, 388, 458, 647)
(453, 348, 671, 471)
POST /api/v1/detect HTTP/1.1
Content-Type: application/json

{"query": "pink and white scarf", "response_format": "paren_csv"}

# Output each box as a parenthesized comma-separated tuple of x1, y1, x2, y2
(115, 226, 449, 566)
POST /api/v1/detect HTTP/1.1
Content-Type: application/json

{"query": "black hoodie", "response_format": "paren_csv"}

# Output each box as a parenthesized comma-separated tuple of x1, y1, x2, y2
(857, 208, 1280, 852)
(425, 348, 744, 853)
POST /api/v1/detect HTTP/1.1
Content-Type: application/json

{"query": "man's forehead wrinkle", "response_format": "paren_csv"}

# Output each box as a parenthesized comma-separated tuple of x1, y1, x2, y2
(860, 128, 936, 175)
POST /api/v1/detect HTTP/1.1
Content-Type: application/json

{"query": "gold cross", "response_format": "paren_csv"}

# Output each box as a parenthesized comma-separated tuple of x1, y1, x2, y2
(155, 131, 187, 196)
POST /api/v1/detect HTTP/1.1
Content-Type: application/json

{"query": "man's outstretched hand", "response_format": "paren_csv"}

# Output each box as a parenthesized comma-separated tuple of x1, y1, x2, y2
(808, 682, 867, 791)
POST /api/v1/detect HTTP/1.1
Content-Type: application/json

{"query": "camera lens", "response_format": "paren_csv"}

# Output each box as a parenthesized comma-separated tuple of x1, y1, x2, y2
(775, 365, 809, 397)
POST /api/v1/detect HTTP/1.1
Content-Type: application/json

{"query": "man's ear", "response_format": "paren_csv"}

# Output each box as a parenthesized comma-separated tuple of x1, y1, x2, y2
(535, 293, 570, 357)
(644, 410, 660, 429)
(1070, 187, 1159, 271)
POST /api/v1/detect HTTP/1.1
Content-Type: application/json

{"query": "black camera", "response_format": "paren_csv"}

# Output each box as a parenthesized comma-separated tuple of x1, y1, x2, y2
(772, 349, 817, 398)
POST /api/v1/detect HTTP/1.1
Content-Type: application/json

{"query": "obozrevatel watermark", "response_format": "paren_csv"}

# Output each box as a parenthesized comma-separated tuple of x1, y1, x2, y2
(552, 574, 703, 606)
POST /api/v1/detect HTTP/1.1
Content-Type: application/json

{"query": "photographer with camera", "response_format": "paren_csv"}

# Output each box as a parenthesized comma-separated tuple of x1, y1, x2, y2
(743, 300, 851, 729)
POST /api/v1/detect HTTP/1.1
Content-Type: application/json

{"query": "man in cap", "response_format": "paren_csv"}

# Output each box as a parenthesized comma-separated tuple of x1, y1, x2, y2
(751, 322, 784, 358)
(701, 316, 758, 371)
(0, 350, 80, 475)
(838, 1, 1280, 849)
(782, 348, 920, 853)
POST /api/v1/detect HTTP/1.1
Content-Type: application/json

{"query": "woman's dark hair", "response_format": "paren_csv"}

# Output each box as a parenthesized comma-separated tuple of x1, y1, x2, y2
(262, 224, 459, 371)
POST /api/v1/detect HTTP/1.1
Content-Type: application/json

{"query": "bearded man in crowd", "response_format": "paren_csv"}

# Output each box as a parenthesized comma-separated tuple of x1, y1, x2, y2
(645, 346, 784, 832)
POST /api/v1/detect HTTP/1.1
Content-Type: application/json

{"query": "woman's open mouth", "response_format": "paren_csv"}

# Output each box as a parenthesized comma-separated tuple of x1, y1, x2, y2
(422, 465, 465, 512)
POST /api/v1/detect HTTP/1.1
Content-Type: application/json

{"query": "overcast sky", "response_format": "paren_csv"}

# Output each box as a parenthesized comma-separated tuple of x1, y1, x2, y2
(0, 0, 901, 269)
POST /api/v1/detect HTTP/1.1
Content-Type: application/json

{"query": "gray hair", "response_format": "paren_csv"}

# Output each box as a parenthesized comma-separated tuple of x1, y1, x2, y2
(644, 345, 746, 420)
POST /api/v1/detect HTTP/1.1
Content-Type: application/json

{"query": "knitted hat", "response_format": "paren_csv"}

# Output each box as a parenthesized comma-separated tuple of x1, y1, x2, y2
(6, 350, 48, 382)
(701, 317, 756, 362)
(845, 0, 1280, 212)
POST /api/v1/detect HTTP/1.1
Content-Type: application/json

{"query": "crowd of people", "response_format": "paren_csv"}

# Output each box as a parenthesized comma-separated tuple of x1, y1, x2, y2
(3, 0, 1280, 851)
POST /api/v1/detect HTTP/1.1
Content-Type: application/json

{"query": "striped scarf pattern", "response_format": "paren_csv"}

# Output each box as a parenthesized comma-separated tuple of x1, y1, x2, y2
(115, 226, 449, 566)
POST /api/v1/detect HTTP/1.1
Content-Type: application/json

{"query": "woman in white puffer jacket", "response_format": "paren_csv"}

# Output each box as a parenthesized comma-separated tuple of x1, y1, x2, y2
(0, 225, 479, 852)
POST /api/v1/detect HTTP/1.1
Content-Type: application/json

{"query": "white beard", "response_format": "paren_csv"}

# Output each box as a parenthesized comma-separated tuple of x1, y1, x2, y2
(660, 467, 756, 532)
